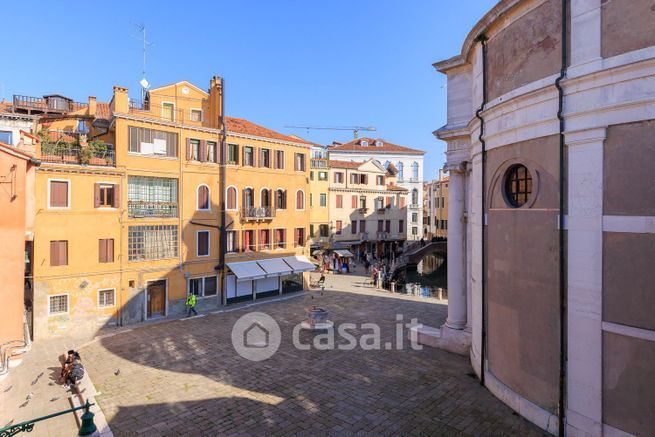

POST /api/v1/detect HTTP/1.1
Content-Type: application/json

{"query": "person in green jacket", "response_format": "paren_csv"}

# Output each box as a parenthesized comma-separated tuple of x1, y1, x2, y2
(186, 293, 198, 317)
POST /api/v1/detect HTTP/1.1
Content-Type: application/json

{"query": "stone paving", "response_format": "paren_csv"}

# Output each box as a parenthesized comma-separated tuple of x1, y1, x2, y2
(71, 270, 547, 436)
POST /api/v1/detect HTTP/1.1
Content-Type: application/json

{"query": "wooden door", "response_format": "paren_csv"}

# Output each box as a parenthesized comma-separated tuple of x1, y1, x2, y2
(147, 281, 166, 318)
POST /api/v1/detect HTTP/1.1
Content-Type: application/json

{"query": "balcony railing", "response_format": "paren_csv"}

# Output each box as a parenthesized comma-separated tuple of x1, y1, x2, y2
(128, 201, 178, 218)
(13, 95, 87, 114)
(128, 99, 187, 124)
(409, 204, 421, 209)
(241, 206, 275, 221)
(377, 231, 389, 240)
(40, 142, 116, 167)
(358, 207, 368, 213)
(360, 232, 369, 241)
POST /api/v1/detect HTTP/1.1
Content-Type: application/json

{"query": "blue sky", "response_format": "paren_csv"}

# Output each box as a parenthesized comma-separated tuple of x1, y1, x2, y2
(2, 0, 497, 179)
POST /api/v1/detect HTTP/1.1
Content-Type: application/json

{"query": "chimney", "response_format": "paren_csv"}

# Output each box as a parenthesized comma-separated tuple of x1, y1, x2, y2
(113, 86, 129, 113)
(88, 96, 97, 117)
(208, 76, 223, 129)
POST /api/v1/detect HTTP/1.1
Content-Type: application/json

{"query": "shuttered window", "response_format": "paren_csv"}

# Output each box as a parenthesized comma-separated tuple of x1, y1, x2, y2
(128, 126, 178, 156)
(360, 220, 366, 233)
(197, 185, 210, 210)
(227, 144, 239, 164)
(336, 220, 342, 235)
(296, 191, 304, 209)
(94, 183, 119, 208)
(399, 220, 405, 233)
(295, 228, 305, 247)
(50, 240, 68, 266)
(336, 195, 343, 209)
(197, 230, 210, 256)
(99, 239, 114, 263)
(260, 148, 271, 168)
(276, 190, 287, 209)
(49, 180, 69, 208)
(351, 221, 357, 234)
(226, 230, 238, 253)
(274, 150, 285, 169)
(385, 220, 391, 233)
(226, 187, 237, 210)
(294, 153, 306, 171)
(260, 229, 271, 250)
(207, 141, 217, 163)
(351, 195, 357, 208)
(275, 228, 286, 249)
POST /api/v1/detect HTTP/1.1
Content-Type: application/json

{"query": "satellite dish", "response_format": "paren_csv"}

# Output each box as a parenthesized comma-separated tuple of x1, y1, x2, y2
(140, 78, 150, 89)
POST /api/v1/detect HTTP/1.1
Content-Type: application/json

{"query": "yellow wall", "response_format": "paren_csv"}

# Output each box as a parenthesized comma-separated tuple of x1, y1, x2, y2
(309, 161, 330, 246)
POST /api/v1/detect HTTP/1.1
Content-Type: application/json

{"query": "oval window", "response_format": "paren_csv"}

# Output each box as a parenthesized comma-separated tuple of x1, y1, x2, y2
(504, 164, 532, 208)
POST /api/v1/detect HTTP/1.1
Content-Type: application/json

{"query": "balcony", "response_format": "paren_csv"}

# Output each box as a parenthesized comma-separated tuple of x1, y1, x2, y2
(377, 231, 389, 240)
(128, 201, 178, 218)
(310, 158, 328, 169)
(409, 204, 421, 209)
(360, 232, 369, 241)
(128, 99, 187, 124)
(357, 207, 368, 214)
(40, 137, 116, 167)
(241, 206, 275, 221)
(13, 94, 87, 115)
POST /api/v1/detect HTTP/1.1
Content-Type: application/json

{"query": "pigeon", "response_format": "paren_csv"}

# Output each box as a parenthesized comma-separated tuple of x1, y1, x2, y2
(3, 385, 11, 393)
(50, 397, 59, 402)
(31, 372, 43, 385)
(26, 393, 33, 401)
(114, 369, 121, 376)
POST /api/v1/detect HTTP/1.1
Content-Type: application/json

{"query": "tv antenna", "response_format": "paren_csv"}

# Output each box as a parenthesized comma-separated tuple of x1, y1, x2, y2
(284, 125, 376, 139)
(131, 22, 154, 100)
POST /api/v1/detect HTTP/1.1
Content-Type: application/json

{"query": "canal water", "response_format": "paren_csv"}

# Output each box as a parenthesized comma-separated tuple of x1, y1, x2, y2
(388, 253, 448, 300)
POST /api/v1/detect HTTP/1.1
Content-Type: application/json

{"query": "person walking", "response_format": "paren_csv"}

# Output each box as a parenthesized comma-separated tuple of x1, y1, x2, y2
(186, 293, 198, 317)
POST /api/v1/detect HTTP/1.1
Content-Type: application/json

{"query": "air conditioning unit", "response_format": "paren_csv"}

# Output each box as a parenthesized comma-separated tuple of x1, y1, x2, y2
(255, 207, 267, 218)
(153, 138, 167, 155)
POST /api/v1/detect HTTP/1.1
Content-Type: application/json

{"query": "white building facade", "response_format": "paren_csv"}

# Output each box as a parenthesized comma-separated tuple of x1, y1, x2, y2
(430, 1, 655, 436)
(328, 137, 425, 241)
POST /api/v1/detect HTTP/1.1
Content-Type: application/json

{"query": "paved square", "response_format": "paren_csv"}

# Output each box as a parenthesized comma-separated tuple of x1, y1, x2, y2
(79, 273, 547, 436)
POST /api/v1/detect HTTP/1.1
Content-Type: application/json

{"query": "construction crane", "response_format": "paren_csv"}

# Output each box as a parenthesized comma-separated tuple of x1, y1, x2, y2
(285, 125, 376, 139)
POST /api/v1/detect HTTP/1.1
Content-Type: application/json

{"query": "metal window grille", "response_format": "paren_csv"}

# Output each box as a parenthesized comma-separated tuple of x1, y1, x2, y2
(128, 225, 179, 261)
(504, 164, 532, 207)
(99, 289, 115, 307)
(49, 295, 68, 314)
(128, 176, 178, 217)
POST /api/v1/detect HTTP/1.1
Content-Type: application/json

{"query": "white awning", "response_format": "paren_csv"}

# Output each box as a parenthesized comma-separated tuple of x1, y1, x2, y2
(257, 258, 293, 276)
(282, 255, 317, 273)
(226, 261, 267, 281)
(334, 249, 354, 257)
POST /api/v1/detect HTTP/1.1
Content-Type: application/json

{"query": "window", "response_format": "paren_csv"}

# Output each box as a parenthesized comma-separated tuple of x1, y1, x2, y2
(385, 220, 391, 233)
(412, 189, 419, 205)
(336, 195, 343, 208)
(261, 188, 271, 208)
(197, 230, 210, 256)
(399, 220, 405, 233)
(260, 229, 271, 250)
(275, 150, 285, 169)
(296, 190, 305, 210)
(226, 230, 238, 253)
(243, 188, 254, 208)
(504, 164, 532, 208)
(128, 225, 178, 261)
(128, 126, 178, 157)
(190, 276, 217, 297)
(276, 189, 287, 209)
(445, 220, 448, 230)
(351, 195, 357, 208)
(243, 146, 254, 166)
(49, 294, 68, 315)
(376, 175, 384, 185)
(319, 193, 327, 207)
(50, 240, 68, 266)
(359, 196, 366, 209)
(98, 289, 115, 307)
(162, 102, 175, 121)
(128, 176, 178, 218)
(359, 220, 366, 233)
(351, 221, 357, 234)
(412, 213, 418, 223)
(411, 162, 419, 180)
(207, 141, 217, 163)
(49, 180, 69, 208)
(412, 226, 418, 235)
(377, 220, 384, 232)
(0, 130, 12, 144)
(350, 173, 367, 184)
(242, 230, 255, 252)
(226, 186, 237, 210)
(310, 171, 314, 181)
(95, 183, 118, 208)
(336, 220, 342, 235)
(190, 109, 203, 122)
(197, 185, 210, 210)
(227, 144, 239, 164)
(310, 224, 315, 238)
(310, 193, 313, 207)
(318, 171, 328, 181)
(334, 172, 344, 183)
(319, 224, 329, 237)
(295, 228, 305, 247)
(99, 239, 114, 263)
(261, 148, 271, 168)
(375, 197, 384, 210)
(400, 197, 406, 208)
(398, 162, 404, 180)
(188, 139, 200, 160)
(275, 228, 286, 249)
(386, 197, 392, 208)
(294, 153, 306, 171)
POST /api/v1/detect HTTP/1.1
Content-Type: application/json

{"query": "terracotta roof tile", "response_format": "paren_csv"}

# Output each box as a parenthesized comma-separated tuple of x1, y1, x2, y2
(330, 137, 424, 154)
(96, 102, 112, 120)
(0, 142, 35, 160)
(0, 102, 12, 113)
(386, 184, 408, 192)
(226, 117, 309, 144)
(328, 159, 362, 169)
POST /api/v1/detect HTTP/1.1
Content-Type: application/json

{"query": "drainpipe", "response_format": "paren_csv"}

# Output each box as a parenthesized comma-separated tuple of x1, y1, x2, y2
(474, 34, 488, 387)
(218, 77, 228, 306)
(555, 1, 568, 435)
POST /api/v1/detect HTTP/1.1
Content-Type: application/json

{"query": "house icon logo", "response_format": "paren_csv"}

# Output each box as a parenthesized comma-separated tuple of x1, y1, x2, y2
(231, 312, 281, 361)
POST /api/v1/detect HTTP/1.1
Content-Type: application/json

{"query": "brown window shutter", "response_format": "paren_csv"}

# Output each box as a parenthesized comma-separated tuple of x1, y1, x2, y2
(242, 147, 246, 166)
(60, 241, 68, 266)
(94, 183, 101, 208)
(50, 241, 58, 266)
(99, 239, 106, 263)
(107, 239, 114, 262)
(199, 140, 207, 162)
(352, 195, 357, 208)
(185, 139, 192, 160)
(112, 185, 120, 208)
